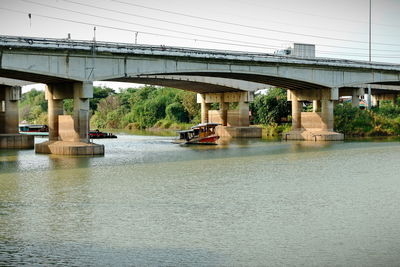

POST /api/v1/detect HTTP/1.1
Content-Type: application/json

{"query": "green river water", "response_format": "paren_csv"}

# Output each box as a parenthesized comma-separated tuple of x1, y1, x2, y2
(1, 134, 400, 266)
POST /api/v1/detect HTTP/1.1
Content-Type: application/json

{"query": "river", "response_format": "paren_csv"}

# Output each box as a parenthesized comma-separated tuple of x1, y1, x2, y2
(1, 134, 400, 266)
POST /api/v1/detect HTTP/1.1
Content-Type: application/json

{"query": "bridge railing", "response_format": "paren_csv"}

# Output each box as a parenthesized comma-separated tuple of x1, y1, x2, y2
(0, 35, 399, 69)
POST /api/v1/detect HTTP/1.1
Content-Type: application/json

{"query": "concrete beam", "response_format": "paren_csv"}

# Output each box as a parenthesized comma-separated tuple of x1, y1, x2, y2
(136, 75, 270, 92)
(346, 84, 400, 92)
(0, 77, 32, 87)
(287, 88, 338, 101)
(196, 91, 254, 104)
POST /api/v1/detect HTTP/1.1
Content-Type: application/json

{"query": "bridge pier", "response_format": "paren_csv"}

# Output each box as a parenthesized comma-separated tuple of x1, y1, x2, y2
(352, 88, 362, 108)
(35, 82, 104, 155)
(312, 100, 321, 112)
(198, 92, 261, 138)
(0, 85, 34, 149)
(285, 88, 344, 141)
(199, 94, 210, 124)
(372, 93, 398, 108)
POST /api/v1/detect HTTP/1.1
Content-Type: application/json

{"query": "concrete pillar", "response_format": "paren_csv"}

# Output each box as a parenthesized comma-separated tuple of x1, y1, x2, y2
(4, 88, 19, 134)
(0, 86, 21, 134)
(47, 84, 64, 141)
(0, 95, 4, 134)
(73, 82, 92, 143)
(219, 96, 228, 126)
(312, 100, 320, 112)
(371, 95, 378, 107)
(393, 94, 399, 105)
(321, 100, 334, 131)
(367, 84, 372, 109)
(200, 94, 209, 124)
(291, 91, 302, 130)
(238, 92, 249, 126)
(352, 89, 360, 108)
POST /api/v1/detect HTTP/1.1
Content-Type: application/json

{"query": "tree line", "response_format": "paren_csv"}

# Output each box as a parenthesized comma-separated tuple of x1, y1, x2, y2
(18, 86, 400, 136)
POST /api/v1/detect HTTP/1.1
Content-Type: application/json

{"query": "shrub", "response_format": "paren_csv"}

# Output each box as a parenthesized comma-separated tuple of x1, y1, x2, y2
(166, 102, 189, 122)
(334, 104, 374, 135)
(251, 88, 289, 124)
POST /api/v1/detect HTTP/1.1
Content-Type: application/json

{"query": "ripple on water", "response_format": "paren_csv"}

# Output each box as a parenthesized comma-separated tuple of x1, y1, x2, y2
(1, 135, 400, 266)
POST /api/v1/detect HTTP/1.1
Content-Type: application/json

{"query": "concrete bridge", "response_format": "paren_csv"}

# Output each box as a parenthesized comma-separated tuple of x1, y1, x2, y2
(1, 36, 400, 154)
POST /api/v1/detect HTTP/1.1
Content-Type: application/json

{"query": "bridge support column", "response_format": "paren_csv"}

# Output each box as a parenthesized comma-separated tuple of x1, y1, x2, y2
(35, 82, 104, 155)
(200, 94, 209, 124)
(238, 92, 250, 127)
(291, 90, 302, 130)
(312, 100, 320, 112)
(0, 85, 34, 149)
(73, 82, 90, 142)
(197, 92, 261, 138)
(374, 93, 399, 107)
(321, 100, 334, 131)
(352, 88, 361, 108)
(285, 88, 343, 141)
(219, 96, 228, 126)
(47, 84, 64, 141)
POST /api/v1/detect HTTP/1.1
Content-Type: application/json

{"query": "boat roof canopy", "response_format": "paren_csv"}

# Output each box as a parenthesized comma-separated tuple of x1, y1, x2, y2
(19, 124, 47, 128)
(191, 123, 221, 129)
(177, 129, 195, 133)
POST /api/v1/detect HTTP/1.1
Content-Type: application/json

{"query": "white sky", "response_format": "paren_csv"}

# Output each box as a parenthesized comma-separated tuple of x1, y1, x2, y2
(1, 0, 399, 91)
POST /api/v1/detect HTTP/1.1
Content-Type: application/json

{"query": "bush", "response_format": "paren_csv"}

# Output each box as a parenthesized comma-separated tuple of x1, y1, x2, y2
(373, 102, 400, 118)
(262, 123, 291, 137)
(334, 103, 400, 136)
(251, 88, 289, 124)
(334, 104, 373, 135)
(166, 102, 189, 122)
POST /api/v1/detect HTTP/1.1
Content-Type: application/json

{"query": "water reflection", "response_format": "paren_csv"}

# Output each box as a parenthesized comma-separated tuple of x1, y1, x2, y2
(47, 155, 93, 170)
(2, 134, 400, 265)
(286, 140, 339, 153)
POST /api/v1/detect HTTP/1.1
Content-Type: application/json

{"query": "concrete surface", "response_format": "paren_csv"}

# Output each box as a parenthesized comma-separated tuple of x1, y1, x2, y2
(284, 130, 344, 141)
(0, 134, 34, 149)
(35, 141, 104, 155)
(216, 126, 262, 138)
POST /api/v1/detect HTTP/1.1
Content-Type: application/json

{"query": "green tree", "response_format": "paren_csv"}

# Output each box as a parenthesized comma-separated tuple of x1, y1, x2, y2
(19, 89, 47, 123)
(166, 102, 189, 122)
(91, 86, 115, 111)
(334, 104, 373, 135)
(251, 88, 289, 124)
(181, 91, 200, 121)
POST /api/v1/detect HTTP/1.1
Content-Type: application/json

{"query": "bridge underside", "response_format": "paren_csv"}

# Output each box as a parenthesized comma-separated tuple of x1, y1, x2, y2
(372, 81, 400, 86)
(125, 72, 329, 91)
(112, 77, 243, 93)
(0, 69, 74, 84)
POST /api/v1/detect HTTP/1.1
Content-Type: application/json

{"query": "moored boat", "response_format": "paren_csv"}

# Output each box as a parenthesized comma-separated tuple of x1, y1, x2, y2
(19, 125, 117, 139)
(89, 130, 117, 139)
(174, 123, 220, 145)
(19, 124, 49, 136)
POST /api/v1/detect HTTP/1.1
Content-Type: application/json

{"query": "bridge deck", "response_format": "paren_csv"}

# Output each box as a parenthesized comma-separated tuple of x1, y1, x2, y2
(1, 35, 399, 71)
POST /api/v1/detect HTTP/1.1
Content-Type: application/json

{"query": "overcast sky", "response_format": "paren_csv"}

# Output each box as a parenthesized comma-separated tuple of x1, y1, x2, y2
(1, 0, 399, 90)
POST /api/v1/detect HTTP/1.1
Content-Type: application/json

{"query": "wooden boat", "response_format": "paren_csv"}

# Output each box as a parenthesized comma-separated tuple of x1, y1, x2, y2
(19, 125, 117, 139)
(175, 123, 220, 145)
(19, 124, 49, 136)
(89, 130, 117, 139)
